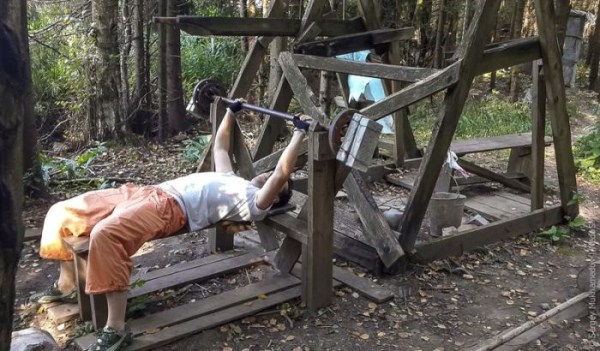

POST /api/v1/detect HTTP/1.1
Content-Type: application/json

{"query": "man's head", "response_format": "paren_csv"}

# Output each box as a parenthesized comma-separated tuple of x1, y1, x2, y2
(251, 172, 293, 208)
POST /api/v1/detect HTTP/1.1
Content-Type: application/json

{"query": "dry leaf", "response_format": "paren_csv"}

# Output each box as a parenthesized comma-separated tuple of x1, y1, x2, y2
(500, 291, 511, 297)
(399, 332, 410, 339)
(360, 333, 369, 340)
(258, 294, 268, 300)
(144, 327, 160, 335)
(377, 332, 386, 337)
(285, 335, 295, 341)
(368, 302, 377, 309)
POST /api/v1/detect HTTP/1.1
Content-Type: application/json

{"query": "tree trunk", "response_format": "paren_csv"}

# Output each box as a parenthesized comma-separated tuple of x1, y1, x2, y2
(415, 0, 433, 66)
(134, 0, 148, 109)
(158, 0, 168, 140)
(589, 0, 600, 90)
(240, 0, 249, 52)
(509, 0, 526, 102)
(9, 0, 47, 198)
(120, 0, 132, 119)
(166, 0, 189, 134)
(91, 0, 122, 140)
(433, 0, 446, 68)
(0, 5, 25, 348)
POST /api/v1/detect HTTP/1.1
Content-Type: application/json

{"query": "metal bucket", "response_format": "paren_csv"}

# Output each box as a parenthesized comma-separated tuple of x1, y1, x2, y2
(428, 192, 466, 237)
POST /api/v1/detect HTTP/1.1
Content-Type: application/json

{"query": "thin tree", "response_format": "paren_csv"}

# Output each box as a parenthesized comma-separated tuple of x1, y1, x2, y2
(166, 0, 189, 134)
(509, 0, 526, 102)
(0, 1, 25, 347)
(589, 0, 600, 91)
(91, 0, 122, 140)
(433, 0, 447, 69)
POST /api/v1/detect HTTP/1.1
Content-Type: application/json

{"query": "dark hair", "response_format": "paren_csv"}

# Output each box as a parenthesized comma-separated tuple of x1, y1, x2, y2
(272, 178, 293, 208)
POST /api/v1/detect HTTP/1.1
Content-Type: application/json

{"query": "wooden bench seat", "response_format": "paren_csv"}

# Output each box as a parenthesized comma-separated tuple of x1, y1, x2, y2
(62, 204, 295, 328)
(449, 133, 552, 156)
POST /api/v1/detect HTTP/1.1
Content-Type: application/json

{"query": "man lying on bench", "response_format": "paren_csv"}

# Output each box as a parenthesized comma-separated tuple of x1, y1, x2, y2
(32, 99, 312, 351)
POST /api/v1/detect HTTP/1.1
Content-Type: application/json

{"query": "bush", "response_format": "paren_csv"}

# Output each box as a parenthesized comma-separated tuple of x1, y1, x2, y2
(574, 120, 600, 183)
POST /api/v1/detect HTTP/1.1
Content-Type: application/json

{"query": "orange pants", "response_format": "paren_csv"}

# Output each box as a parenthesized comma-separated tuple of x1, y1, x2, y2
(39, 184, 186, 294)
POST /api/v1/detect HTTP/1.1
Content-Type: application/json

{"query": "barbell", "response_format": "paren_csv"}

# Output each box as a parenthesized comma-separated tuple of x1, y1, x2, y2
(187, 79, 358, 153)
(187, 79, 382, 171)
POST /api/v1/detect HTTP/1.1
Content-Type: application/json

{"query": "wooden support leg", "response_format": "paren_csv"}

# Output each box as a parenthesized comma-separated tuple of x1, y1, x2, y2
(255, 222, 280, 251)
(73, 253, 91, 322)
(302, 129, 335, 310)
(90, 293, 108, 330)
(530, 60, 546, 210)
(274, 237, 302, 273)
(507, 146, 533, 179)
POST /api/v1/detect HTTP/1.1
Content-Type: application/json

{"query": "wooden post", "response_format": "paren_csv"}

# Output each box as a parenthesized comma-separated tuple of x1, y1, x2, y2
(208, 100, 234, 253)
(302, 127, 335, 310)
(534, 0, 578, 219)
(530, 60, 546, 210)
(399, 0, 502, 253)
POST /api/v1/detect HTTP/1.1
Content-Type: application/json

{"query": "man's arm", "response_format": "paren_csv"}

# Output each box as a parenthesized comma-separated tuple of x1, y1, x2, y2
(255, 126, 307, 210)
(213, 102, 242, 173)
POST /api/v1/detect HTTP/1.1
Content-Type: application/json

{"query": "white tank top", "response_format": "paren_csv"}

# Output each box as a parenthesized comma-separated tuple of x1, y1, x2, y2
(158, 172, 269, 231)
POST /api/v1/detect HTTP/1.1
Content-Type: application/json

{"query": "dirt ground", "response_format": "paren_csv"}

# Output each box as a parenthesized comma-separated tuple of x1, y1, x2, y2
(14, 90, 600, 351)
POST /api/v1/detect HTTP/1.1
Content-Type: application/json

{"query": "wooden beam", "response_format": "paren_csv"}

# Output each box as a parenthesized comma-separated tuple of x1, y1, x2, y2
(174, 17, 365, 37)
(344, 170, 405, 268)
(303, 130, 336, 310)
(279, 52, 327, 121)
(294, 27, 414, 57)
(531, 60, 546, 211)
(534, 0, 578, 219)
(253, 140, 308, 174)
(360, 60, 461, 120)
(457, 159, 531, 193)
(412, 205, 566, 263)
(475, 37, 542, 74)
(293, 54, 438, 82)
(399, 0, 502, 253)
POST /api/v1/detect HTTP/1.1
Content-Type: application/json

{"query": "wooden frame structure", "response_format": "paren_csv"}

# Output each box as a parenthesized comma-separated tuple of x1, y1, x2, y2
(71, 0, 581, 349)
(106, 1, 580, 346)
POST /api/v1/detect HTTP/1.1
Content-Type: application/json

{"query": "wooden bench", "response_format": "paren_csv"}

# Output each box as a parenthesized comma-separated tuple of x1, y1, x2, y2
(378, 133, 552, 192)
(62, 204, 295, 329)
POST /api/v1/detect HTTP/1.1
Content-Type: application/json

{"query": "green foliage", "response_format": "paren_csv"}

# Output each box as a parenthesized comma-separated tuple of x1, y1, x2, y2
(41, 142, 107, 182)
(28, 4, 94, 133)
(574, 120, 600, 183)
(182, 135, 210, 164)
(538, 216, 587, 243)
(126, 279, 148, 317)
(180, 34, 244, 95)
(539, 225, 571, 243)
(410, 92, 542, 145)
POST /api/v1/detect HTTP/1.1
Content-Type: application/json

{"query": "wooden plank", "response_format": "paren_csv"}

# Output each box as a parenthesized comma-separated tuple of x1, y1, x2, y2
(279, 52, 327, 122)
(360, 60, 461, 120)
(254, 222, 280, 251)
(531, 62, 546, 211)
(300, 0, 329, 32)
(295, 27, 414, 57)
(450, 133, 551, 156)
(274, 236, 302, 273)
(75, 277, 301, 351)
(129, 252, 265, 298)
(130, 275, 300, 335)
(470, 291, 591, 351)
(344, 170, 405, 268)
(47, 303, 79, 324)
(534, 0, 578, 219)
(293, 54, 438, 83)
(494, 191, 530, 206)
(331, 266, 394, 303)
(253, 140, 308, 174)
(303, 130, 336, 310)
(493, 298, 588, 351)
(412, 205, 567, 263)
(398, 0, 503, 253)
(264, 213, 383, 274)
(475, 37, 542, 74)
(457, 159, 531, 193)
(24, 227, 42, 241)
(467, 194, 529, 219)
